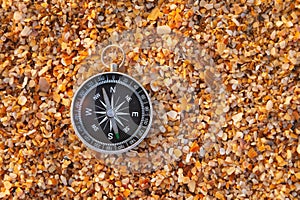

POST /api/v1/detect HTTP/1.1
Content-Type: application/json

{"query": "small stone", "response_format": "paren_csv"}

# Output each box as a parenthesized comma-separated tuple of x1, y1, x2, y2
(15, 187, 24, 197)
(148, 7, 161, 21)
(150, 80, 160, 92)
(215, 191, 225, 200)
(13, 11, 22, 21)
(226, 167, 235, 175)
(276, 21, 283, 27)
(248, 147, 258, 159)
(48, 165, 56, 173)
(121, 177, 130, 185)
(279, 40, 286, 49)
(53, 92, 61, 103)
(266, 100, 273, 111)
(232, 113, 243, 123)
(20, 26, 32, 37)
(276, 155, 286, 167)
(123, 189, 131, 198)
(157, 25, 171, 35)
(287, 150, 292, 159)
(18, 96, 27, 106)
(28, 80, 36, 88)
(220, 148, 226, 155)
(38, 66, 49, 76)
(190, 141, 200, 152)
(167, 110, 178, 120)
(297, 144, 300, 154)
(282, 63, 289, 70)
(174, 149, 182, 158)
(284, 96, 293, 105)
(283, 113, 291, 121)
(4, 181, 12, 190)
(39, 77, 50, 92)
(159, 125, 166, 133)
(204, 3, 214, 10)
(60, 175, 68, 186)
(295, 172, 300, 179)
(217, 42, 226, 54)
(188, 180, 196, 193)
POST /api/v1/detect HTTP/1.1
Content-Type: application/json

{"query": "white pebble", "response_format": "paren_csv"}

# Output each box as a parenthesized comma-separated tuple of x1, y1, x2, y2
(20, 26, 32, 37)
(13, 11, 22, 21)
(232, 113, 243, 123)
(220, 148, 226, 155)
(266, 100, 273, 111)
(167, 110, 178, 120)
(157, 25, 171, 35)
(18, 96, 27, 106)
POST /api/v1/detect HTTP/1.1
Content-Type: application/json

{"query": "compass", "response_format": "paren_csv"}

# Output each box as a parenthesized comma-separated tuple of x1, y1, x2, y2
(71, 45, 153, 154)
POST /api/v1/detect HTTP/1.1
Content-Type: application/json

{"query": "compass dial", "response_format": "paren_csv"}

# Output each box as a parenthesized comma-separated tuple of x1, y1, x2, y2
(71, 72, 152, 154)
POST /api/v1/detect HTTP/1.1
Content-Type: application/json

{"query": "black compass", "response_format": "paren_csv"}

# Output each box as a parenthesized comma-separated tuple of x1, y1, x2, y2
(71, 71, 153, 154)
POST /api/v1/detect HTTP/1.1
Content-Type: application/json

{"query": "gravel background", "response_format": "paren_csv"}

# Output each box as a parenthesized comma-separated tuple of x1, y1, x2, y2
(0, 0, 300, 199)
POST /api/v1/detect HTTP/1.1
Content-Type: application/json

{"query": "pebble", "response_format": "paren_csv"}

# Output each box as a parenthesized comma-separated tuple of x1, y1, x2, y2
(188, 180, 196, 193)
(219, 148, 226, 155)
(18, 96, 27, 106)
(60, 175, 68, 186)
(28, 80, 36, 88)
(174, 149, 182, 158)
(232, 113, 243, 123)
(20, 26, 32, 37)
(39, 77, 50, 92)
(297, 144, 300, 154)
(13, 11, 22, 21)
(226, 167, 235, 175)
(167, 110, 178, 120)
(266, 100, 273, 111)
(248, 148, 258, 159)
(157, 25, 171, 35)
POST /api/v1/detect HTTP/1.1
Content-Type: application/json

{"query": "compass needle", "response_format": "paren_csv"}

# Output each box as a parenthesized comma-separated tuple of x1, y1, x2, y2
(102, 88, 111, 108)
(109, 118, 112, 131)
(112, 118, 120, 139)
(111, 94, 114, 109)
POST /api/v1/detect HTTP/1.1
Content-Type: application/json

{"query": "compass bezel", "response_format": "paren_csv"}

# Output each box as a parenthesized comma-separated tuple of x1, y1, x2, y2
(71, 72, 153, 154)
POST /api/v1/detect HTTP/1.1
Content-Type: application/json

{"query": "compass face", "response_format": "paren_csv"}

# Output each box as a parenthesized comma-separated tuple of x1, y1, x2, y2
(71, 72, 152, 154)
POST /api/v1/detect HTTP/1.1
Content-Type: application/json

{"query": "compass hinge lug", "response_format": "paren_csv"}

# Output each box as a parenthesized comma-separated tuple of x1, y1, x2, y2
(110, 63, 118, 72)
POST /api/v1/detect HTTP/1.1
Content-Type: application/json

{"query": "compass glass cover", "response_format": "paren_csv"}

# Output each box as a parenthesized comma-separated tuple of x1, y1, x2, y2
(71, 72, 152, 154)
